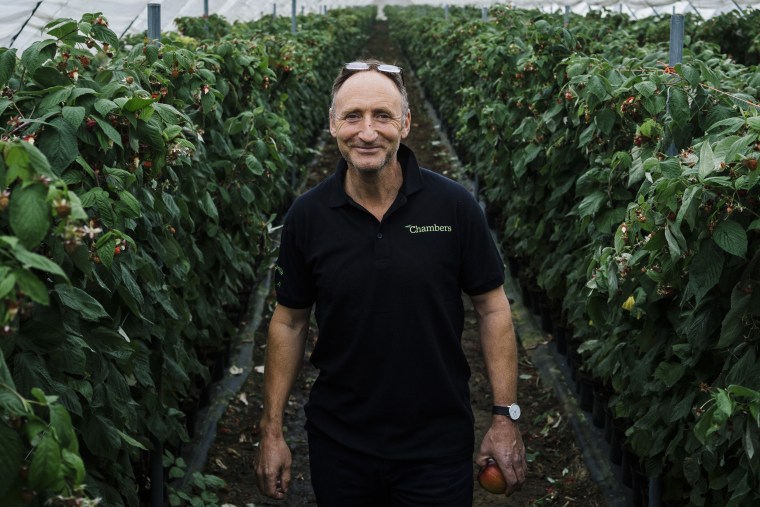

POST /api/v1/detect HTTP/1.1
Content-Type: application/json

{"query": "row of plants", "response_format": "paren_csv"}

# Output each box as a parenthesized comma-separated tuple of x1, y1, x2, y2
(386, 4, 759, 505)
(571, 8, 760, 67)
(0, 7, 374, 506)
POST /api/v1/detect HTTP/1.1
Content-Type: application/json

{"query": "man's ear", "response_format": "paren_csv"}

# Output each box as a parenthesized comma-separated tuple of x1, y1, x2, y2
(329, 109, 337, 137)
(401, 109, 412, 139)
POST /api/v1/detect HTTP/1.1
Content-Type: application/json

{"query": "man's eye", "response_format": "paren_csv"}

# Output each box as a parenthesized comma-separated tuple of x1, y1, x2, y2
(375, 113, 392, 121)
(344, 114, 360, 121)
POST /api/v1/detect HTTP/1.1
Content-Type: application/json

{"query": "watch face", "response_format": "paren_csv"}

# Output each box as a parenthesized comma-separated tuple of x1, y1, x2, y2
(509, 404, 521, 420)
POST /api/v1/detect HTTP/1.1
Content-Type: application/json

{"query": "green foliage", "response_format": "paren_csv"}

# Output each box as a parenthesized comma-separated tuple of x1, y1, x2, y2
(0, 7, 375, 506)
(386, 4, 760, 505)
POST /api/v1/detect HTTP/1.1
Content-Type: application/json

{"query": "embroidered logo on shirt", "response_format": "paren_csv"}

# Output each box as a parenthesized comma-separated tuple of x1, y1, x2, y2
(404, 224, 453, 233)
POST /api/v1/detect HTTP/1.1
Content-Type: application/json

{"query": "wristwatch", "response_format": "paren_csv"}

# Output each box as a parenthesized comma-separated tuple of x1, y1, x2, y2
(492, 403, 521, 421)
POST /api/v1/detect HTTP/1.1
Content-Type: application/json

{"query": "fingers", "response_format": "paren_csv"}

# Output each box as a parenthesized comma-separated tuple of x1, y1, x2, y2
(255, 451, 291, 499)
(256, 461, 287, 498)
(500, 450, 527, 496)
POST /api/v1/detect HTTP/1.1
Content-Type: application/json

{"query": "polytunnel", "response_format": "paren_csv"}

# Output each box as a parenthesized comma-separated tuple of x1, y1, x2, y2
(2, 0, 759, 51)
(1, 1, 759, 506)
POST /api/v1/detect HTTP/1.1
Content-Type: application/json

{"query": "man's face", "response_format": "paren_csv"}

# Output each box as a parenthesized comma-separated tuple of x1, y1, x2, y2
(329, 71, 411, 175)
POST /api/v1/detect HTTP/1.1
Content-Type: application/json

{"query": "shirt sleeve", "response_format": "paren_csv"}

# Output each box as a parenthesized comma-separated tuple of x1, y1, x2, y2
(274, 205, 316, 309)
(457, 194, 505, 296)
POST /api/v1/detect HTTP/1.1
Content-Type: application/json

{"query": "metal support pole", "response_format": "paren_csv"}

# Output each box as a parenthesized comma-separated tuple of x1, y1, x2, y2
(666, 14, 684, 156)
(481, 6, 488, 21)
(291, 0, 297, 33)
(644, 2, 659, 16)
(445, 4, 449, 20)
(273, 3, 277, 18)
(669, 14, 685, 68)
(204, 0, 209, 16)
(564, 5, 570, 27)
(147, 3, 161, 42)
(626, 4, 638, 19)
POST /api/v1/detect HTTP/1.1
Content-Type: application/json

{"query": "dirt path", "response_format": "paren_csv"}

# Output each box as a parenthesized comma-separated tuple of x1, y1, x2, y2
(202, 21, 608, 507)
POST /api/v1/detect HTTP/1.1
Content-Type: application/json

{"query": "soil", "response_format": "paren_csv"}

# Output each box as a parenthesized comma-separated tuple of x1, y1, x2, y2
(201, 20, 608, 507)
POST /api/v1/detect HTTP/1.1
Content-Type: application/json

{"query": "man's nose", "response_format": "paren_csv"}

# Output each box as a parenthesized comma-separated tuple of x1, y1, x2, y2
(357, 115, 377, 141)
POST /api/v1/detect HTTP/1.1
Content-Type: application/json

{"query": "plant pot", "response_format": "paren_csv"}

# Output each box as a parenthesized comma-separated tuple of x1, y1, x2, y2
(592, 387, 607, 428)
(632, 467, 649, 506)
(528, 287, 543, 315)
(604, 406, 613, 444)
(579, 375, 594, 413)
(507, 256, 520, 279)
(609, 420, 625, 466)
(555, 325, 568, 355)
(540, 303, 553, 333)
(621, 446, 637, 488)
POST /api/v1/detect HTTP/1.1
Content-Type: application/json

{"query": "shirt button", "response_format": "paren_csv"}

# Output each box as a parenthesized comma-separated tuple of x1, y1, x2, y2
(376, 233, 383, 239)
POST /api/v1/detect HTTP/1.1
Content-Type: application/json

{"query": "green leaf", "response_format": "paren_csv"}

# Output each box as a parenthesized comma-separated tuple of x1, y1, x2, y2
(200, 192, 219, 221)
(62, 105, 86, 129)
(634, 80, 657, 98)
(0, 422, 25, 497)
(62, 448, 86, 484)
(54, 284, 110, 321)
(0, 48, 17, 88)
(0, 270, 15, 299)
(94, 116, 123, 148)
(745, 424, 755, 460)
(594, 109, 616, 136)
(123, 96, 155, 113)
(36, 116, 79, 173)
(49, 403, 77, 451)
(20, 39, 57, 76)
(712, 220, 747, 258)
(684, 241, 723, 305)
(9, 183, 50, 249)
(94, 98, 118, 116)
(12, 242, 68, 280)
(12, 268, 49, 305)
(718, 290, 752, 349)
(82, 414, 121, 460)
(654, 361, 686, 388)
(29, 431, 64, 491)
(117, 429, 148, 450)
(90, 24, 119, 49)
(21, 141, 54, 179)
(118, 190, 141, 217)
(715, 389, 733, 418)
(578, 190, 606, 218)
(698, 141, 717, 180)
(668, 87, 690, 123)
(39, 86, 71, 110)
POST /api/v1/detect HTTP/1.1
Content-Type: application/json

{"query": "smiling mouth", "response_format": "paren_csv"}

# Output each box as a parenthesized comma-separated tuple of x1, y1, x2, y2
(354, 146, 381, 153)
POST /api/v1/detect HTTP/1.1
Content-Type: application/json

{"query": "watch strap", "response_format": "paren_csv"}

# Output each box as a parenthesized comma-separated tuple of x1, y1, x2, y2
(492, 405, 514, 418)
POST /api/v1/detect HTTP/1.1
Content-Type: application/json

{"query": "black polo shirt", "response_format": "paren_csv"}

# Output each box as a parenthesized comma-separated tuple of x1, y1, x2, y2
(274, 144, 505, 460)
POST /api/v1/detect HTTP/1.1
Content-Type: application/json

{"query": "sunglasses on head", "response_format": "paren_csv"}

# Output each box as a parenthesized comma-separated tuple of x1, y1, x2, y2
(344, 61, 403, 75)
(343, 62, 404, 83)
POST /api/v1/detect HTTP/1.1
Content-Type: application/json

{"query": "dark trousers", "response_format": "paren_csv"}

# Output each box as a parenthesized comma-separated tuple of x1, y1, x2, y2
(308, 430, 474, 507)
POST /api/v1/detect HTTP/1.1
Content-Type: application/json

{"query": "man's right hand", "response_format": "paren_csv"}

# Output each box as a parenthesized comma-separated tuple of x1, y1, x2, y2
(255, 433, 292, 499)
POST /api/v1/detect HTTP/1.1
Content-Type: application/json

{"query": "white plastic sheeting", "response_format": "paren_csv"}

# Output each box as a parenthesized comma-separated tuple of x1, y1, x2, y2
(1, 0, 757, 51)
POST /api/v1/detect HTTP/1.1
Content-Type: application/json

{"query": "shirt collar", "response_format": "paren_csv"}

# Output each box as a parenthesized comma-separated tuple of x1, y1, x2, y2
(328, 143, 424, 208)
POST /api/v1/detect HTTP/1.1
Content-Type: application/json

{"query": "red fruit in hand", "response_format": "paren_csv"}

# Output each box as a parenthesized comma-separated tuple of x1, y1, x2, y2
(478, 459, 506, 494)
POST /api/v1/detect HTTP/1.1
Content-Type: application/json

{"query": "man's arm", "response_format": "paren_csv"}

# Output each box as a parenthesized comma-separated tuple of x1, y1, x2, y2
(255, 303, 311, 499)
(470, 286, 526, 495)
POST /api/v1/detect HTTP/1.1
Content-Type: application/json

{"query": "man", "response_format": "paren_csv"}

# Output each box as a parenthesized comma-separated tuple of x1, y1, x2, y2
(255, 59, 526, 505)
